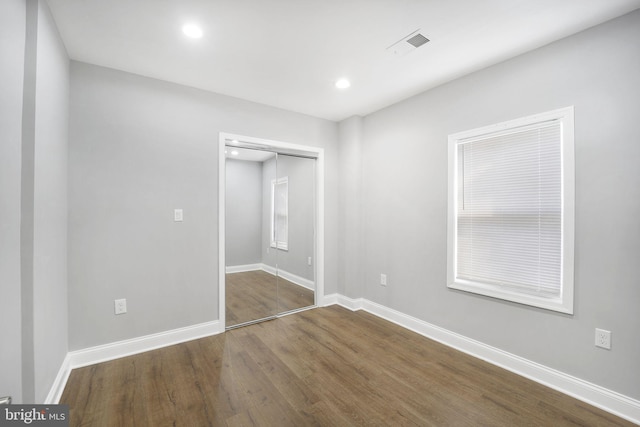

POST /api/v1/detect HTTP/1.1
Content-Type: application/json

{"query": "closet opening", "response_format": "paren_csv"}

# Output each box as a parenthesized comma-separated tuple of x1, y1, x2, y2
(218, 133, 324, 330)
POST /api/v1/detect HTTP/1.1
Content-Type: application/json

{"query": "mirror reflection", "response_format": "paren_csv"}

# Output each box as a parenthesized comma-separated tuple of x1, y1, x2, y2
(225, 146, 315, 328)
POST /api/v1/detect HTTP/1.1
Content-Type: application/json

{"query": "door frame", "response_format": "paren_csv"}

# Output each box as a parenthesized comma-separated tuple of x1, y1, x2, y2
(218, 132, 325, 330)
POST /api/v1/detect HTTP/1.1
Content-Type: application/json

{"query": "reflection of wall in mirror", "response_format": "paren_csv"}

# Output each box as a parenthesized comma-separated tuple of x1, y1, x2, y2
(271, 176, 289, 250)
(262, 155, 315, 282)
(226, 155, 314, 283)
(225, 159, 263, 266)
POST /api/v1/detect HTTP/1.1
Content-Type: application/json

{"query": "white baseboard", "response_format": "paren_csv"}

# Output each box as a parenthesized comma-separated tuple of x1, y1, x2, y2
(331, 297, 640, 425)
(226, 263, 262, 274)
(320, 293, 338, 306)
(268, 266, 315, 290)
(46, 320, 223, 403)
(45, 354, 72, 404)
(324, 293, 363, 311)
(67, 320, 223, 370)
(228, 263, 315, 290)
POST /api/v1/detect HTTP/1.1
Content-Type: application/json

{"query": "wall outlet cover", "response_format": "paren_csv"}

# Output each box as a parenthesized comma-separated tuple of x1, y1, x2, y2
(115, 298, 127, 315)
(595, 328, 611, 350)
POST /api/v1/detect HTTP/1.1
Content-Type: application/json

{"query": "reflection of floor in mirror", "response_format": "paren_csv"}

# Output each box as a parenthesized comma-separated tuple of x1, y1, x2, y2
(226, 270, 314, 327)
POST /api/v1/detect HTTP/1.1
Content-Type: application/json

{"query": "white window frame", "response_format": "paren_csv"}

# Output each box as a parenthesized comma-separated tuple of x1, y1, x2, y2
(270, 176, 289, 251)
(447, 107, 575, 314)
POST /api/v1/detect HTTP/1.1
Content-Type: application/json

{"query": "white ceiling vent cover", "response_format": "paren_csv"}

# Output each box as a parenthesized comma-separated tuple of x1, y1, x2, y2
(387, 30, 430, 57)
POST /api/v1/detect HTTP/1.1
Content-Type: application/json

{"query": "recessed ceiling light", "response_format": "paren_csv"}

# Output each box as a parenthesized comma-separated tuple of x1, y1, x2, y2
(335, 78, 351, 89)
(182, 23, 203, 39)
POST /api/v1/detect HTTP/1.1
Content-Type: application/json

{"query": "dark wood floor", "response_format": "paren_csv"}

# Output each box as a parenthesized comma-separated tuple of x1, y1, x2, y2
(226, 270, 314, 327)
(60, 306, 633, 426)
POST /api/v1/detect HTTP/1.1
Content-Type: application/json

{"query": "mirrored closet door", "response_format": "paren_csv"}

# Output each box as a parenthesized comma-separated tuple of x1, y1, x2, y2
(225, 146, 316, 328)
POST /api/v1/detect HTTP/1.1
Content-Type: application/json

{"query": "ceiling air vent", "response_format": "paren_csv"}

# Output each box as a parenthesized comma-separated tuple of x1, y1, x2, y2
(387, 30, 430, 57)
(406, 33, 430, 48)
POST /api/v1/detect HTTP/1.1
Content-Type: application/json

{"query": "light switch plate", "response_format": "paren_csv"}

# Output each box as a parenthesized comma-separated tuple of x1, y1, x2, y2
(174, 209, 183, 222)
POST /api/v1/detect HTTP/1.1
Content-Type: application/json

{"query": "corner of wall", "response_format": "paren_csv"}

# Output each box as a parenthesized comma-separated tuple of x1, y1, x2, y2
(337, 116, 365, 299)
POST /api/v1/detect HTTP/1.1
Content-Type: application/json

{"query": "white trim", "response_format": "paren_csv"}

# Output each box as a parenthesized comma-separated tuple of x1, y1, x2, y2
(226, 263, 315, 291)
(449, 107, 574, 141)
(276, 268, 314, 291)
(225, 263, 262, 274)
(447, 106, 575, 314)
(321, 293, 339, 306)
(44, 354, 72, 404)
(327, 293, 364, 311)
(219, 132, 325, 329)
(260, 264, 315, 291)
(260, 263, 277, 275)
(218, 133, 227, 331)
(315, 151, 325, 307)
(349, 298, 640, 425)
(67, 320, 222, 369)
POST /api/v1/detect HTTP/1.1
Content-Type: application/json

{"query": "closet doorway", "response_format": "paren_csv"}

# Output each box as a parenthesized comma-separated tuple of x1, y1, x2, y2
(218, 133, 324, 330)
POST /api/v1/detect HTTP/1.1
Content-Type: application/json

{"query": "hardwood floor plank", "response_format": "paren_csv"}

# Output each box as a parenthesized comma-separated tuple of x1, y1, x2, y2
(60, 307, 636, 426)
(247, 319, 321, 380)
(226, 271, 314, 327)
(300, 401, 353, 427)
(235, 332, 321, 409)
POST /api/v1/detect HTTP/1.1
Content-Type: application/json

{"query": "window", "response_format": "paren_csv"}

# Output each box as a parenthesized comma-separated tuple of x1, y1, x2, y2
(271, 177, 289, 250)
(447, 107, 574, 314)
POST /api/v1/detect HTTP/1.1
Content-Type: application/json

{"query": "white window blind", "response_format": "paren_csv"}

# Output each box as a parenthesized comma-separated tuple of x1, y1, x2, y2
(271, 177, 289, 250)
(447, 107, 574, 314)
(457, 121, 561, 296)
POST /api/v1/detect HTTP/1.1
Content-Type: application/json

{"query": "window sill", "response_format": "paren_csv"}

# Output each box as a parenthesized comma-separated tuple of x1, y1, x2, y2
(447, 279, 573, 314)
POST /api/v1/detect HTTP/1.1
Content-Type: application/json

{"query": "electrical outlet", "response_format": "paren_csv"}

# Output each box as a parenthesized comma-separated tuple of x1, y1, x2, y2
(380, 274, 387, 286)
(114, 298, 127, 315)
(595, 328, 611, 350)
(307, 257, 312, 266)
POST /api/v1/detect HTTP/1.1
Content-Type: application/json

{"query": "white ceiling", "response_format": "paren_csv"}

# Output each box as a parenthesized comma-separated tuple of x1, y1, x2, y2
(47, 0, 640, 122)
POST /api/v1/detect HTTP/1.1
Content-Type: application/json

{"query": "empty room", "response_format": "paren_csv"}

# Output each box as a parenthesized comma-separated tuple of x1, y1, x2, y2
(1, 0, 639, 425)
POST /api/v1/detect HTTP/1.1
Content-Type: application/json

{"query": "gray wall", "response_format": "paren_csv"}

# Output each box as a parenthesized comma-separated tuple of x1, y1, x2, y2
(260, 155, 315, 281)
(225, 159, 263, 266)
(227, 153, 315, 280)
(0, 0, 26, 404)
(278, 155, 315, 281)
(356, 10, 640, 399)
(32, 0, 69, 404)
(68, 62, 338, 350)
(0, 0, 69, 403)
(337, 116, 364, 298)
